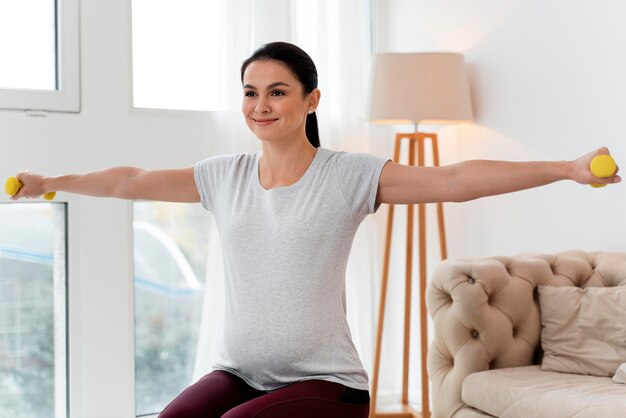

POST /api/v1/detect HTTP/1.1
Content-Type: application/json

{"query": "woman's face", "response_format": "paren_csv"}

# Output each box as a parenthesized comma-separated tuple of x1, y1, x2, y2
(242, 59, 318, 144)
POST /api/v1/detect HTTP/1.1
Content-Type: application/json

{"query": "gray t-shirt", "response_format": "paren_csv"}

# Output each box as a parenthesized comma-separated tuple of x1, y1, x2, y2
(194, 147, 389, 391)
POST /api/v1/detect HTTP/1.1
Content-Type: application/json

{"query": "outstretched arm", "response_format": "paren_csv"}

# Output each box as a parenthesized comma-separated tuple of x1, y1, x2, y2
(11, 166, 200, 203)
(378, 147, 620, 205)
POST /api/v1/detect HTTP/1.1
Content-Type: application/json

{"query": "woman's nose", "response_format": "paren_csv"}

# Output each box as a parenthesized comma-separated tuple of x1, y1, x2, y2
(255, 97, 270, 113)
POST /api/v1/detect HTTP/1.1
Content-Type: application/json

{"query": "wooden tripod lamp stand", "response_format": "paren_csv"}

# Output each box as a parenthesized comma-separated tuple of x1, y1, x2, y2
(367, 52, 473, 418)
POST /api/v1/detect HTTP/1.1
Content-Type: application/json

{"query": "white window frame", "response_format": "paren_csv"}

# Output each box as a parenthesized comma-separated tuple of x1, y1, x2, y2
(0, 0, 80, 113)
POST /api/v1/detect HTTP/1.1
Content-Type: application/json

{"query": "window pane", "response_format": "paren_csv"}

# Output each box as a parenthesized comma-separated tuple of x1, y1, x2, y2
(134, 202, 211, 416)
(0, 0, 57, 90)
(0, 203, 67, 418)
(131, 0, 221, 111)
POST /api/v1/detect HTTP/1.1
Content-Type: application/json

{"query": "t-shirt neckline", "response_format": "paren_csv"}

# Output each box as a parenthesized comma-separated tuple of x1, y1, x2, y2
(254, 148, 323, 192)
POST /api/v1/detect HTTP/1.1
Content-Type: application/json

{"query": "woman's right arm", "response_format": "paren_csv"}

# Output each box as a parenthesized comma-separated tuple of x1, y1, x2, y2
(12, 166, 200, 203)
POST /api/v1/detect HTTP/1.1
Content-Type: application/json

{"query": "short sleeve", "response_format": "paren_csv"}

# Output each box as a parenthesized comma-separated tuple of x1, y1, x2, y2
(194, 154, 234, 211)
(334, 152, 390, 218)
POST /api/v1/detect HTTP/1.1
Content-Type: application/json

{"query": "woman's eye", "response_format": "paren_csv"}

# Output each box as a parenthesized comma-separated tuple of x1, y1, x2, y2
(271, 90, 285, 96)
(244, 91, 256, 97)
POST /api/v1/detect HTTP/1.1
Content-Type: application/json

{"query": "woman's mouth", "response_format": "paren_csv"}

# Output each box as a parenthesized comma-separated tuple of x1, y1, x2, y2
(253, 118, 278, 126)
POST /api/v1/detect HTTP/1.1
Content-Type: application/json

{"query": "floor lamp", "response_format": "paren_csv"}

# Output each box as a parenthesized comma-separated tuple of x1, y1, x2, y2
(367, 52, 473, 418)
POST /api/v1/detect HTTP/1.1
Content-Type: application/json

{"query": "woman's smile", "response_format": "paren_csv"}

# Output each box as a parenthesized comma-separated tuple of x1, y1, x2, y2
(253, 117, 279, 126)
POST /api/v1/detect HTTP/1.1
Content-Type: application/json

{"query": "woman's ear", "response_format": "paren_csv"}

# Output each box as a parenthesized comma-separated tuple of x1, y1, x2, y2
(308, 89, 321, 110)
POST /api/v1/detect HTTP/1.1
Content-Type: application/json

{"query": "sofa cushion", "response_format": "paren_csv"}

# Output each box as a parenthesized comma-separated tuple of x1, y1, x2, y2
(538, 285, 626, 377)
(462, 365, 626, 418)
(454, 408, 496, 418)
(614, 363, 626, 384)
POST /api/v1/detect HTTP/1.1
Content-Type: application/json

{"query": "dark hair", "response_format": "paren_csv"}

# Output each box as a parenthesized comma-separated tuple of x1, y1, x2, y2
(241, 42, 320, 148)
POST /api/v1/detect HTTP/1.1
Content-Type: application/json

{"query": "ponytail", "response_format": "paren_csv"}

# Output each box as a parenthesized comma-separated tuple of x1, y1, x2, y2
(305, 112, 320, 148)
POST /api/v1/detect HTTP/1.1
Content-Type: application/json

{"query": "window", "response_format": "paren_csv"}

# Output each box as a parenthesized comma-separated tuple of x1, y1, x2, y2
(0, 203, 68, 418)
(0, 0, 56, 91)
(133, 202, 212, 416)
(0, 0, 80, 112)
(131, 0, 222, 111)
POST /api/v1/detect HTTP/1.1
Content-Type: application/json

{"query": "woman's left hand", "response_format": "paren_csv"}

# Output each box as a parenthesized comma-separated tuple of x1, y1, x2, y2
(570, 147, 621, 186)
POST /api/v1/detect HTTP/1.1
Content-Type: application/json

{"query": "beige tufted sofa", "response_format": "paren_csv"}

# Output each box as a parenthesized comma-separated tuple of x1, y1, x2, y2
(426, 250, 626, 418)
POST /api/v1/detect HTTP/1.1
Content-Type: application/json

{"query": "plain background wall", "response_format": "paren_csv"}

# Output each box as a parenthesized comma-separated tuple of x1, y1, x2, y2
(374, 0, 625, 261)
(1, 0, 625, 416)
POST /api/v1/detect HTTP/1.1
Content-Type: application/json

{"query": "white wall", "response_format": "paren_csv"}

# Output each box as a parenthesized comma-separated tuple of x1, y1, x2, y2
(376, 0, 626, 259)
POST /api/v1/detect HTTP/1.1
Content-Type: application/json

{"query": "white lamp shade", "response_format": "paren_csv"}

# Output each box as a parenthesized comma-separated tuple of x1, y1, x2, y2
(368, 52, 474, 125)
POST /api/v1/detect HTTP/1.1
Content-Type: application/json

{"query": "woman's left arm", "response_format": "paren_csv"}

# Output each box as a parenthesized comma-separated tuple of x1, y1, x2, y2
(377, 147, 621, 205)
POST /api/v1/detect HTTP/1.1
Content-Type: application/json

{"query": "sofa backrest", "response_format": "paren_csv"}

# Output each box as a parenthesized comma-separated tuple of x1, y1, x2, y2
(426, 250, 626, 418)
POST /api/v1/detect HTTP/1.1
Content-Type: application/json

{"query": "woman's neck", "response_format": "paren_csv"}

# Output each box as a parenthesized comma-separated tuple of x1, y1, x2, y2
(258, 140, 318, 189)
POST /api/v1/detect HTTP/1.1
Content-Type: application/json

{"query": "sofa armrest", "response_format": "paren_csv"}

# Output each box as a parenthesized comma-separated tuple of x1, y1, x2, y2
(426, 256, 540, 418)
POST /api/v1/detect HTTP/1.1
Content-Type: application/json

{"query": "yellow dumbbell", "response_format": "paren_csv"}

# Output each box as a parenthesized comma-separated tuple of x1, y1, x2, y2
(589, 155, 617, 188)
(5, 176, 56, 200)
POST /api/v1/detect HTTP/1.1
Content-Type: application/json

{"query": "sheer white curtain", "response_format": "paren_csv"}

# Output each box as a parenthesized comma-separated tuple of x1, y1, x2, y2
(193, 0, 386, 400)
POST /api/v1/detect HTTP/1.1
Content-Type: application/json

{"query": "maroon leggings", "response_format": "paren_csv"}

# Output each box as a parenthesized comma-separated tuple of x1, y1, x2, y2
(158, 370, 370, 418)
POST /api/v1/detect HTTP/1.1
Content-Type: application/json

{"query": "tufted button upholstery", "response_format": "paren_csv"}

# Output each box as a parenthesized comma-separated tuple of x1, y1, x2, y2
(426, 250, 626, 418)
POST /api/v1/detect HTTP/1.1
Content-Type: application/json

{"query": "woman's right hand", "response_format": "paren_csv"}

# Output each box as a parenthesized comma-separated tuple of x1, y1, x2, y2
(10, 171, 49, 200)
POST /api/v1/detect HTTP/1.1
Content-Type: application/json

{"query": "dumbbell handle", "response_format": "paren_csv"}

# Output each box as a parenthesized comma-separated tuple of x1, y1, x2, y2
(5, 176, 56, 200)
